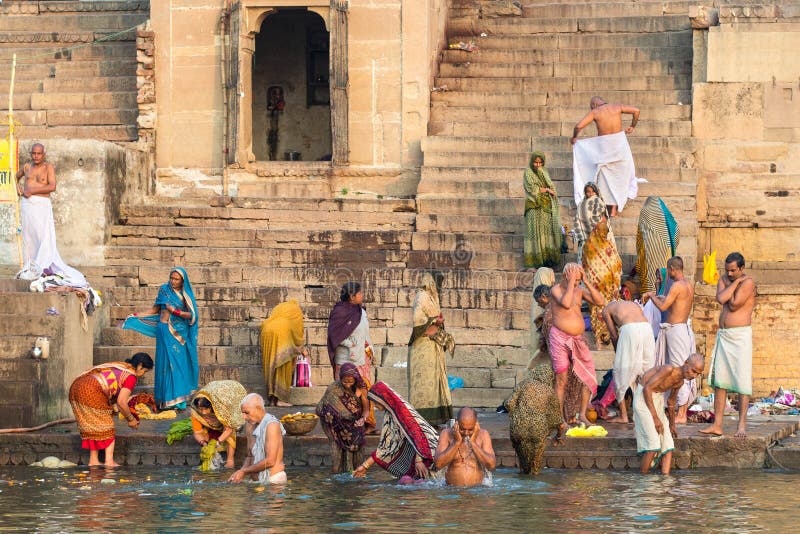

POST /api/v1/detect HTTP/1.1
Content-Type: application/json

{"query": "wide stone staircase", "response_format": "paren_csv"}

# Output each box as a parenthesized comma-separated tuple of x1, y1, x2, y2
(0, 0, 148, 141)
(416, 0, 704, 386)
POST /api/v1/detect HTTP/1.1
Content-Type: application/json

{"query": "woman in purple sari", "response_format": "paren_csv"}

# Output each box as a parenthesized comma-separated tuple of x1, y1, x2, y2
(316, 363, 370, 473)
(123, 267, 199, 409)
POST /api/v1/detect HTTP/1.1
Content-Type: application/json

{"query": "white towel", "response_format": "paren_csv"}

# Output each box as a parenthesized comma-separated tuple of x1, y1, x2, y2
(20, 195, 88, 288)
(572, 131, 643, 212)
(709, 326, 753, 396)
(613, 322, 656, 401)
(655, 322, 697, 407)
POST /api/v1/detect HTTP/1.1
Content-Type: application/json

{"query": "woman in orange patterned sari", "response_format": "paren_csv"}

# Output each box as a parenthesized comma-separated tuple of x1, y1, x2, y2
(576, 182, 622, 344)
(68, 353, 153, 467)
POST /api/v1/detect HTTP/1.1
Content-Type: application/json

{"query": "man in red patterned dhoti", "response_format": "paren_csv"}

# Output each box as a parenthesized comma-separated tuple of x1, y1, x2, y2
(549, 263, 606, 426)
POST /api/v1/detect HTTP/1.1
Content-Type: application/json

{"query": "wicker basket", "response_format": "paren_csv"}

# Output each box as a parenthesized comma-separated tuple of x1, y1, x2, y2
(282, 416, 318, 436)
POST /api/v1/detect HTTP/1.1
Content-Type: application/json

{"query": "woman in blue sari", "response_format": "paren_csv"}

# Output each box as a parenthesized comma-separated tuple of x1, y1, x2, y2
(123, 267, 199, 409)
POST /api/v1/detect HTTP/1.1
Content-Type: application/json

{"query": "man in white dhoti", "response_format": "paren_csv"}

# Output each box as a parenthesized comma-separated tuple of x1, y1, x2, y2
(15, 143, 87, 287)
(228, 393, 287, 484)
(601, 300, 656, 423)
(571, 97, 641, 217)
(644, 257, 695, 424)
(700, 253, 757, 438)
(634, 353, 704, 475)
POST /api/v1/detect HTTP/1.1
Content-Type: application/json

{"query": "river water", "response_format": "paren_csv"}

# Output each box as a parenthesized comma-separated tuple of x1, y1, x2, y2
(0, 466, 797, 532)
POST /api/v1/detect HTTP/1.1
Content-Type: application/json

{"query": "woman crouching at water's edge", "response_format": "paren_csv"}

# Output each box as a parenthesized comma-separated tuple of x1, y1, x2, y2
(69, 352, 153, 467)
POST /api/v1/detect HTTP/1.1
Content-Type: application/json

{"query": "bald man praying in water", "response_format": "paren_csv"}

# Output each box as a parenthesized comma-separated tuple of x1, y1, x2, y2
(434, 407, 496, 486)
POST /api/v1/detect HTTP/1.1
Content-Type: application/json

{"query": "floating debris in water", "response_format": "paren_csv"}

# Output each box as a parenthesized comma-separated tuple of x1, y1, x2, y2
(79, 485, 91, 491)
(100, 479, 116, 485)
(254, 486, 265, 492)
(177, 489, 193, 496)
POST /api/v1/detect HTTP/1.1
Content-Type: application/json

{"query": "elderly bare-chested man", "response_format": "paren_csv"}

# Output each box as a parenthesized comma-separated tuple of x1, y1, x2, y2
(700, 252, 757, 438)
(635, 353, 705, 474)
(549, 262, 605, 425)
(15, 143, 87, 286)
(644, 256, 696, 424)
(434, 407, 496, 486)
(571, 97, 641, 217)
(600, 299, 656, 423)
(228, 393, 287, 484)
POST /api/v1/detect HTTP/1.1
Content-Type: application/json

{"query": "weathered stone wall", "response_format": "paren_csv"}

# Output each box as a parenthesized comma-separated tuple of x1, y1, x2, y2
(692, 6, 800, 395)
(0, 140, 153, 269)
(150, 0, 447, 196)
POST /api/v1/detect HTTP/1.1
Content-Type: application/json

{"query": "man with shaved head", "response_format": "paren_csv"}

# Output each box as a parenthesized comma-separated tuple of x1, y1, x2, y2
(228, 393, 287, 484)
(571, 96, 642, 217)
(15, 142, 87, 286)
(634, 353, 705, 475)
(434, 407, 496, 486)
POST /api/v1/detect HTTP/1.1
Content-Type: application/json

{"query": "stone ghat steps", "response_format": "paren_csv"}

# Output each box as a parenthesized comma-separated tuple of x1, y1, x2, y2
(417, 173, 697, 198)
(440, 47, 691, 65)
(446, 14, 691, 37)
(122, 196, 417, 215)
(446, 28, 692, 49)
(0, 13, 146, 33)
(422, 134, 696, 154)
(95, 264, 543, 292)
(430, 89, 691, 107)
(429, 118, 691, 138)
(110, 226, 413, 250)
(420, 165, 698, 186)
(449, 0, 694, 19)
(430, 103, 692, 122)
(422, 148, 687, 169)
(434, 74, 691, 93)
(439, 59, 691, 78)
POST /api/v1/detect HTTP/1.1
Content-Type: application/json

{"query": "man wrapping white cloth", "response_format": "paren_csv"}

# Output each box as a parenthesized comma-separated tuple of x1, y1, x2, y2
(15, 143, 87, 288)
(571, 97, 643, 216)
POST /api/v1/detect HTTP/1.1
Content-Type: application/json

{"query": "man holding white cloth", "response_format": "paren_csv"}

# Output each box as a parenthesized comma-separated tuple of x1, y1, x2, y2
(571, 97, 641, 217)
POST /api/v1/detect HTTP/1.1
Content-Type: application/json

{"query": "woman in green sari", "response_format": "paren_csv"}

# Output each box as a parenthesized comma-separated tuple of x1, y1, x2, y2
(523, 151, 562, 269)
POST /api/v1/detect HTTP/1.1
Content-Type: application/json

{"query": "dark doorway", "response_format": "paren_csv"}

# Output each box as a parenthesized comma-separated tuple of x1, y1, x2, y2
(252, 9, 332, 162)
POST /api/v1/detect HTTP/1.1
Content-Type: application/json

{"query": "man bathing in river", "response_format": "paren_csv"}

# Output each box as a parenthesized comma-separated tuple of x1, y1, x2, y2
(644, 256, 696, 424)
(228, 393, 287, 484)
(434, 407, 496, 486)
(700, 252, 757, 438)
(549, 262, 605, 425)
(635, 353, 705, 475)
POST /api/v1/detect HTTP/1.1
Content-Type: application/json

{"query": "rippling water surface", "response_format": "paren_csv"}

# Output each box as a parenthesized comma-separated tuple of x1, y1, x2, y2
(0, 466, 797, 532)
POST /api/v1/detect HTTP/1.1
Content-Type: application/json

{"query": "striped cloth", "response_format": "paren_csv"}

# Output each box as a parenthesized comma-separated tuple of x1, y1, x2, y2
(636, 197, 679, 294)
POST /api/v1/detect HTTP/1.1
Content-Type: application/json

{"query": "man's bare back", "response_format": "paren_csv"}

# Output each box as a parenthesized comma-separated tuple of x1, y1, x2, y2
(571, 98, 640, 144)
(604, 300, 647, 327)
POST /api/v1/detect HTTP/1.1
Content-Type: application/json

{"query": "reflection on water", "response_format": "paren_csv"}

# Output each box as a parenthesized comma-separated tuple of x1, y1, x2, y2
(0, 466, 797, 532)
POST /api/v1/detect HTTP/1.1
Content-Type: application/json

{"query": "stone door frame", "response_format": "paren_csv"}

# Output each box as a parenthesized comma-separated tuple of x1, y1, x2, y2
(236, 0, 349, 166)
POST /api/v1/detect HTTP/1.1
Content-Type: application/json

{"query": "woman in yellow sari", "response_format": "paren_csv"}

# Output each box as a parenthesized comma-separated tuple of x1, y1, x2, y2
(407, 272, 455, 426)
(260, 300, 307, 407)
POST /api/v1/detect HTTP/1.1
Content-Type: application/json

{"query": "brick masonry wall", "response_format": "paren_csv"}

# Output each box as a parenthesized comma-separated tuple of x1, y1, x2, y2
(693, 283, 800, 397)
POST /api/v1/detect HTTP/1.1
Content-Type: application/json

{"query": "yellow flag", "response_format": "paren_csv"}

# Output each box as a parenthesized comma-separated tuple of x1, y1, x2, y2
(0, 138, 18, 203)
